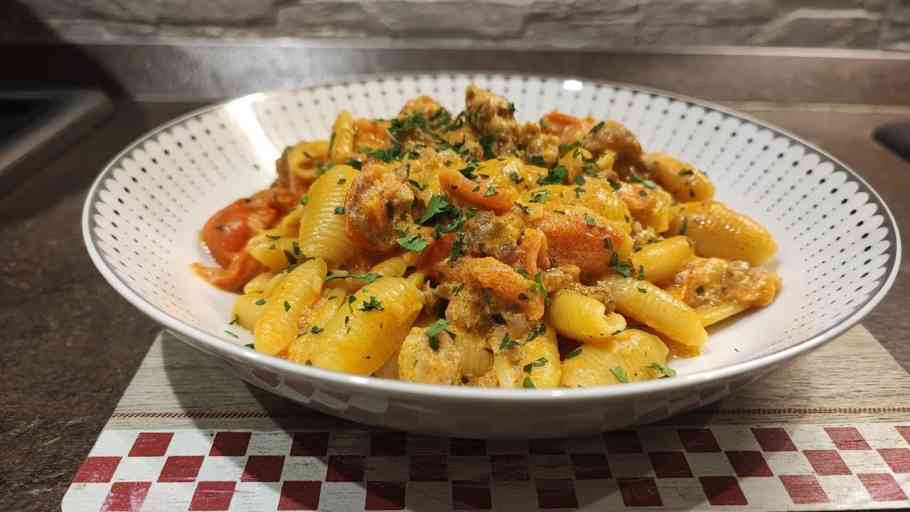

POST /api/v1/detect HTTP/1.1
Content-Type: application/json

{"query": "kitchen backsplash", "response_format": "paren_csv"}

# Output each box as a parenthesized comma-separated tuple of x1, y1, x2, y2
(3, 0, 908, 51)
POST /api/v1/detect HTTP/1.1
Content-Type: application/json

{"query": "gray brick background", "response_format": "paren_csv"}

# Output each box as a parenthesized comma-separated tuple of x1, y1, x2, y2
(1, 0, 908, 50)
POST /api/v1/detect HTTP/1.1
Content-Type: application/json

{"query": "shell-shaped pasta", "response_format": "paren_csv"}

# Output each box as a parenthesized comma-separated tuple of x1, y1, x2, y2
(243, 271, 276, 295)
(492, 323, 561, 388)
(298, 165, 360, 264)
(605, 276, 707, 348)
(560, 329, 670, 387)
(697, 302, 750, 327)
(548, 290, 626, 345)
(248, 234, 298, 271)
(644, 152, 714, 202)
(232, 293, 266, 331)
(520, 324, 562, 388)
(630, 236, 695, 284)
(283, 140, 330, 182)
(398, 326, 462, 385)
(286, 287, 347, 364)
(611, 329, 670, 380)
(329, 111, 355, 163)
(668, 201, 778, 265)
(254, 258, 327, 355)
(452, 326, 493, 378)
(309, 276, 424, 375)
(560, 344, 625, 387)
(620, 184, 673, 233)
(369, 254, 414, 278)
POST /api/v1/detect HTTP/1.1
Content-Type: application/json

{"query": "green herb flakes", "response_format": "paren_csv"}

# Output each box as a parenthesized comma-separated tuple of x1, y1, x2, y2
(360, 296, 384, 312)
(610, 366, 629, 383)
(648, 362, 677, 378)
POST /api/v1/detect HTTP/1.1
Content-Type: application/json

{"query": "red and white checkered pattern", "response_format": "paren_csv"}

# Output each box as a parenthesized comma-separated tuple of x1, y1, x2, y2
(63, 424, 910, 511)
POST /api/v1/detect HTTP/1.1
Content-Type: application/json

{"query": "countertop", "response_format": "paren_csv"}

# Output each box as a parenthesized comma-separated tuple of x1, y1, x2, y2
(2, 58, 909, 511)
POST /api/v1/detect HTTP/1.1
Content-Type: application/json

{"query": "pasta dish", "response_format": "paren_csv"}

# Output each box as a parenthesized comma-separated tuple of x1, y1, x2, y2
(193, 86, 781, 388)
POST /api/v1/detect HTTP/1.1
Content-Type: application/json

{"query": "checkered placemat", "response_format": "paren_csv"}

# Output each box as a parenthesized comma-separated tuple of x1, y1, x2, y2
(63, 425, 910, 511)
(62, 326, 910, 511)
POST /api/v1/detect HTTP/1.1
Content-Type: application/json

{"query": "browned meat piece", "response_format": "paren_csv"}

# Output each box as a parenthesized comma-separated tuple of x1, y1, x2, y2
(465, 85, 519, 155)
(344, 162, 415, 253)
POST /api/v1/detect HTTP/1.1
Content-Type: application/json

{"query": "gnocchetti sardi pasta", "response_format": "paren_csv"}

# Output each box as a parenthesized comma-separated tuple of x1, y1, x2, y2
(193, 85, 782, 388)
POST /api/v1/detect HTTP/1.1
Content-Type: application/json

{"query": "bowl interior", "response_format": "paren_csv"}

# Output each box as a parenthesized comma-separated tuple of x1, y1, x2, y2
(84, 73, 897, 380)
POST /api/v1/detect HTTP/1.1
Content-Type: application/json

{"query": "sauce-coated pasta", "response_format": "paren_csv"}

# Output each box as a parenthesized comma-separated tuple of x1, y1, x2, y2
(194, 86, 781, 388)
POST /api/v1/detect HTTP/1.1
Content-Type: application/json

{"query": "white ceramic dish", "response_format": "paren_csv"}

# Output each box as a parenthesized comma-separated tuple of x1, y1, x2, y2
(83, 73, 899, 438)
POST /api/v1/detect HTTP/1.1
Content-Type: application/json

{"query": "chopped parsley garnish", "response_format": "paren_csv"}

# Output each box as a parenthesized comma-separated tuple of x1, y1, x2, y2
(346, 159, 362, 170)
(529, 189, 550, 203)
(584, 213, 596, 226)
(642, 179, 657, 189)
(300, 195, 309, 206)
(533, 272, 548, 298)
(678, 169, 694, 176)
(637, 287, 648, 293)
(573, 174, 586, 186)
(609, 252, 634, 277)
(325, 272, 382, 284)
(591, 121, 605, 133)
(515, 267, 530, 279)
(360, 296, 384, 312)
(479, 135, 496, 159)
(389, 114, 429, 140)
(255, 298, 266, 306)
(637, 265, 646, 280)
(408, 179, 427, 191)
(696, 285, 705, 296)
(538, 165, 568, 185)
(310, 325, 323, 334)
(608, 178, 621, 191)
(397, 232, 428, 252)
(610, 366, 629, 383)
(528, 155, 548, 167)
(523, 357, 548, 373)
(516, 202, 531, 214)
(292, 240, 302, 257)
(484, 184, 498, 197)
(364, 144, 402, 162)
(499, 333, 520, 351)
(334, 206, 346, 215)
(425, 319, 451, 351)
(459, 163, 478, 180)
(266, 234, 281, 240)
(224, 330, 239, 338)
(418, 195, 451, 224)
(564, 346, 583, 360)
(527, 323, 546, 342)
(522, 376, 536, 388)
(507, 102, 516, 115)
(507, 170, 523, 184)
(680, 217, 689, 235)
(283, 300, 291, 312)
(648, 362, 677, 378)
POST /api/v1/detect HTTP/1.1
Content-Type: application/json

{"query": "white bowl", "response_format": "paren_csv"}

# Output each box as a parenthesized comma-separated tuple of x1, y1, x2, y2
(82, 73, 900, 438)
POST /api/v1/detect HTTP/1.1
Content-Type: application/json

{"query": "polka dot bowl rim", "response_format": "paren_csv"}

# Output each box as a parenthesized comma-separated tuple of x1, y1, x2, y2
(81, 72, 901, 403)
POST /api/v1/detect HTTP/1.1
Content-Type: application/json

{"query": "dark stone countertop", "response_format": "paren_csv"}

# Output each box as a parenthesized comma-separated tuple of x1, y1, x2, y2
(2, 67, 910, 511)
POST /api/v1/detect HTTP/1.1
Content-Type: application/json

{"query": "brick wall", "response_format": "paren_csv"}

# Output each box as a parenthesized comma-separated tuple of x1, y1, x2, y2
(3, 0, 908, 50)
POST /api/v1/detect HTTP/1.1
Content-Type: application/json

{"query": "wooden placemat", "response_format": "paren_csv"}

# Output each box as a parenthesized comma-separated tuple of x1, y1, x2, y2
(63, 326, 910, 511)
